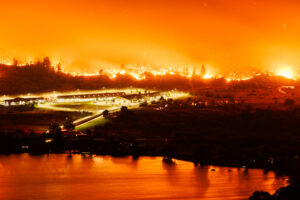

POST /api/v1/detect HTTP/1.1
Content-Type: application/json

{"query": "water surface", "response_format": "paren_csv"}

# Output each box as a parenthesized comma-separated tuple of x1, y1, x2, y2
(0, 154, 288, 200)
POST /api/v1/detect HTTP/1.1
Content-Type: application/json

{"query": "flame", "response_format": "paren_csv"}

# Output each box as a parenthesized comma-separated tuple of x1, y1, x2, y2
(275, 67, 295, 79)
(203, 74, 213, 79)
(119, 70, 126, 75)
(1, 59, 299, 82)
(0, 60, 13, 66)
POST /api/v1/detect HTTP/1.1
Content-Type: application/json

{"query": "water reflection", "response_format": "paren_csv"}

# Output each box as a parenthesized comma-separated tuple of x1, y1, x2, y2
(162, 158, 178, 187)
(193, 165, 210, 198)
(0, 154, 288, 200)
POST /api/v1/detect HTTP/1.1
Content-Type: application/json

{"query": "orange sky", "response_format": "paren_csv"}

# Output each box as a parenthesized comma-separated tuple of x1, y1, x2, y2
(0, 0, 300, 74)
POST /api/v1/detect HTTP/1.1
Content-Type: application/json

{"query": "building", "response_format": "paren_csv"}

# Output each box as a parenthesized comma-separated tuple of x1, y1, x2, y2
(121, 92, 161, 103)
(3, 97, 45, 106)
(56, 92, 126, 103)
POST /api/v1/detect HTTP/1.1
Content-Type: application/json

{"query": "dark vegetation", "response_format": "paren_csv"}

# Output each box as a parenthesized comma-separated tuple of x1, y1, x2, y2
(102, 106, 300, 172)
(0, 58, 298, 95)
(0, 104, 87, 132)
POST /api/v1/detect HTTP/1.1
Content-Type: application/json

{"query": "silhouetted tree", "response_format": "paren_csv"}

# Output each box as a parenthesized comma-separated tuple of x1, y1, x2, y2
(43, 57, 51, 68)
(284, 98, 295, 106)
(201, 64, 206, 77)
(102, 109, 109, 118)
(56, 63, 62, 71)
(49, 122, 61, 135)
(273, 184, 300, 200)
(139, 101, 148, 107)
(13, 58, 19, 66)
(249, 191, 273, 200)
(159, 96, 165, 102)
(121, 106, 128, 113)
(63, 118, 75, 131)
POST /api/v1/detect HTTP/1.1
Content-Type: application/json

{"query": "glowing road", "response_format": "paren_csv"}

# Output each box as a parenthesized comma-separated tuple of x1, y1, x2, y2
(33, 89, 189, 131)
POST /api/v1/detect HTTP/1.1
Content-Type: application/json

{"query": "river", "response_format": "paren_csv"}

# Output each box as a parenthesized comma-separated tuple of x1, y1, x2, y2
(0, 154, 288, 200)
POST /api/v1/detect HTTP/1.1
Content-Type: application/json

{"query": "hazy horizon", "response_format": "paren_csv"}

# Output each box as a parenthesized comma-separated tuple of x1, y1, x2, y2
(1, 0, 300, 75)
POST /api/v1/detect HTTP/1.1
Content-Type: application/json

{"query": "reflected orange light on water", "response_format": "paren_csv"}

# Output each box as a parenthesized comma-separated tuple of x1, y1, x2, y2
(0, 154, 288, 200)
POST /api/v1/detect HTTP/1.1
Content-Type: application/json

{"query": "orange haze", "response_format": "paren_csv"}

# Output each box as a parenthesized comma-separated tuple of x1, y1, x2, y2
(1, 0, 300, 75)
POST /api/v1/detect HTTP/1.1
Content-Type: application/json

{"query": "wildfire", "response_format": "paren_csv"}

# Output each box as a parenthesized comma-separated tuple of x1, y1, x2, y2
(203, 74, 213, 79)
(1, 59, 299, 82)
(275, 67, 296, 79)
(0, 60, 12, 66)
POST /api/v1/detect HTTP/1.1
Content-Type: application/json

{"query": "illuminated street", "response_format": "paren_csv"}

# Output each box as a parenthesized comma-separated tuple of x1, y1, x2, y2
(0, 88, 188, 131)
